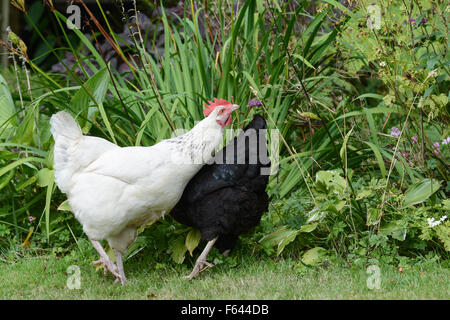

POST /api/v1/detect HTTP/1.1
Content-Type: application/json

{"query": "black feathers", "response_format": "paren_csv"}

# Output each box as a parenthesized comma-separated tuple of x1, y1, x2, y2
(170, 115, 270, 253)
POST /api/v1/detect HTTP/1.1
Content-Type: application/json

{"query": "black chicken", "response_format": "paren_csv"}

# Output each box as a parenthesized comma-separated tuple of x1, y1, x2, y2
(170, 115, 270, 279)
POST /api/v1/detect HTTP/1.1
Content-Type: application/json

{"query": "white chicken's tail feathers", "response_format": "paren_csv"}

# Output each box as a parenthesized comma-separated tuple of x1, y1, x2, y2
(50, 111, 82, 141)
(51, 111, 83, 193)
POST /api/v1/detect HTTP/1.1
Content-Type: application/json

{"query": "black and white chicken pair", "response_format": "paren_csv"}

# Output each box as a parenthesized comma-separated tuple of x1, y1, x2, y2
(50, 98, 270, 284)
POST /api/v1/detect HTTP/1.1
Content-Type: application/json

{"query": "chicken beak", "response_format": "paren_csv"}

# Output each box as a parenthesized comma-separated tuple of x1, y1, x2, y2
(230, 104, 239, 112)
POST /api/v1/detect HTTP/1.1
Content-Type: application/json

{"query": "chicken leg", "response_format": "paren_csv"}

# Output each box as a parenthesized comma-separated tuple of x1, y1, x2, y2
(114, 249, 127, 286)
(186, 237, 217, 280)
(90, 240, 121, 281)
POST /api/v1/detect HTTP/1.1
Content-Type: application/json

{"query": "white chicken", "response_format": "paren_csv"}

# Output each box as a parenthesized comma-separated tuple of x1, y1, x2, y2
(50, 99, 238, 285)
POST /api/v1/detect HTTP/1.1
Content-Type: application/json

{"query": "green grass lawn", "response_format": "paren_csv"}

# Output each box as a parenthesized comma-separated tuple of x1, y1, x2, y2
(0, 247, 448, 299)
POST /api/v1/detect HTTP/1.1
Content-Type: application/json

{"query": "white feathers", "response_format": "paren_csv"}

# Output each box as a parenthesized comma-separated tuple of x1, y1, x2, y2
(50, 111, 82, 141)
(50, 110, 226, 254)
(50, 111, 118, 193)
(50, 111, 82, 193)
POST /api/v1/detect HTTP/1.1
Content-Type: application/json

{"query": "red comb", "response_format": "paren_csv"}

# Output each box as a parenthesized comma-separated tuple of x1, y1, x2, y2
(203, 98, 232, 116)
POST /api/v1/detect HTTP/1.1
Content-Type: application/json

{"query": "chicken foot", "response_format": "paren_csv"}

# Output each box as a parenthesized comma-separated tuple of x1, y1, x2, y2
(90, 239, 122, 282)
(186, 237, 217, 280)
(113, 249, 127, 286)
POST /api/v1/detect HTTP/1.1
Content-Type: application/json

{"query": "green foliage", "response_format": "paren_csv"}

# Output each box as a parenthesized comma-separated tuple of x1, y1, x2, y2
(302, 247, 328, 266)
(262, 169, 449, 266)
(403, 178, 441, 208)
(0, 0, 448, 269)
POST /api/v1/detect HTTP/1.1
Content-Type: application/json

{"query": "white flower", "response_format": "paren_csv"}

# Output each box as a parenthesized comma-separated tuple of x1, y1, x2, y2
(427, 218, 439, 227)
(442, 137, 450, 145)
(379, 61, 386, 67)
(427, 69, 438, 79)
(427, 216, 446, 228)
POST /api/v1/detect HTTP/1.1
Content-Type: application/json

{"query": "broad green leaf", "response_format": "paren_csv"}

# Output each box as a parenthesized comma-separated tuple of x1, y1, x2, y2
(0, 74, 17, 133)
(315, 170, 346, 195)
(403, 178, 441, 208)
(356, 188, 372, 200)
(299, 223, 318, 233)
(391, 228, 407, 241)
(322, 201, 346, 214)
(70, 67, 109, 121)
(57, 200, 72, 212)
(185, 228, 201, 256)
(306, 207, 325, 223)
(276, 229, 300, 255)
(82, 106, 99, 134)
(37, 168, 55, 188)
(366, 208, 380, 226)
(70, 67, 116, 143)
(168, 236, 188, 264)
(379, 221, 407, 241)
(12, 108, 35, 145)
(259, 226, 299, 255)
(335, 200, 346, 212)
(302, 247, 328, 265)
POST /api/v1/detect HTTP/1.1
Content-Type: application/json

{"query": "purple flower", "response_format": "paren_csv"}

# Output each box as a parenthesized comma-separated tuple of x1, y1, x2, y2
(433, 142, 440, 148)
(409, 18, 416, 24)
(420, 18, 428, 25)
(442, 137, 450, 145)
(29, 216, 36, 223)
(390, 127, 401, 138)
(433, 148, 441, 155)
(247, 99, 263, 107)
(411, 136, 418, 144)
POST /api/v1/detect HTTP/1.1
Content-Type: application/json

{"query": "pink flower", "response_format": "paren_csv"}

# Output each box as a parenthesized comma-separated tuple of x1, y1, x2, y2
(29, 216, 36, 223)
(247, 99, 263, 107)
(432, 141, 441, 155)
(442, 137, 450, 145)
(411, 136, 418, 144)
(390, 127, 401, 138)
